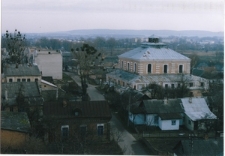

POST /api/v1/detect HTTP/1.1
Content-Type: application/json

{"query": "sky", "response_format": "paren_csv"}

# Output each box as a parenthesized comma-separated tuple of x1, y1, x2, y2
(1, 0, 224, 33)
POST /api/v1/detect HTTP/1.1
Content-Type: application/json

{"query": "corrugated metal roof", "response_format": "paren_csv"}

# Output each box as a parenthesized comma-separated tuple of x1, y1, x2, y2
(119, 47, 190, 61)
(181, 98, 217, 121)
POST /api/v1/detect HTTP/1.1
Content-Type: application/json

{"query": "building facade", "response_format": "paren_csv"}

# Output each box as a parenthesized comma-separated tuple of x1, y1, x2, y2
(34, 50, 62, 79)
(106, 36, 209, 94)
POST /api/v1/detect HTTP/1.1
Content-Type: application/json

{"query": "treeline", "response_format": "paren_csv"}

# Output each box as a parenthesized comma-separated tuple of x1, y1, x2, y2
(31, 37, 141, 56)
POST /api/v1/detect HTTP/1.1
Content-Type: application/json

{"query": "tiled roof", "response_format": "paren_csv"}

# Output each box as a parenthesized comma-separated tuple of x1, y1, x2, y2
(4, 64, 41, 76)
(43, 101, 112, 119)
(1, 111, 31, 133)
(119, 46, 190, 61)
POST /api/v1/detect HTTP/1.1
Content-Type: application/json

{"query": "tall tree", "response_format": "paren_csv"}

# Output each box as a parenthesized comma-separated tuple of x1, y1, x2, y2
(71, 44, 102, 101)
(2, 29, 27, 64)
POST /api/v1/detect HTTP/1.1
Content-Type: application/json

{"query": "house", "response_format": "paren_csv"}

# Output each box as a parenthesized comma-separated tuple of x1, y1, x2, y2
(181, 97, 217, 131)
(43, 100, 112, 143)
(1, 111, 31, 149)
(106, 36, 209, 95)
(129, 99, 184, 130)
(33, 49, 62, 79)
(3, 64, 41, 83)
(173, 138, 223, 156)
(1, 82, 43, 113)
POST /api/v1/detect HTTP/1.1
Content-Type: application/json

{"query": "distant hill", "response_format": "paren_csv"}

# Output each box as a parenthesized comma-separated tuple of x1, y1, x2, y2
(27, 29, 224, 38)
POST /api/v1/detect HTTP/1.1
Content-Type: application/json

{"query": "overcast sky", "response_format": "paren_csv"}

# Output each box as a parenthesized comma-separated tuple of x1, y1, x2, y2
(1, 0, 224, 33)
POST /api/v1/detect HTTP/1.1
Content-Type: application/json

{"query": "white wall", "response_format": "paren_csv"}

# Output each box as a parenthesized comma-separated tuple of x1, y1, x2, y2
(146, 114, 158, 126)
(159, 118, 180, 130)
(36, 53, 62, 79)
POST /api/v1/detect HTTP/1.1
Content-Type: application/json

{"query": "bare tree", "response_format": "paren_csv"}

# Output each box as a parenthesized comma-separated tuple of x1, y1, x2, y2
(2, 29, 27, 64)
(71, 44, 102, 101)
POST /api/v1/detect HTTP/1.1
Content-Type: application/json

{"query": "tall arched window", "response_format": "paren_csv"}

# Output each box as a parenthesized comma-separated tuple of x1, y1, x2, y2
(127, 63, 130, 71)
(134, 63, 137, 72)
(121, 61, 123, 69)
(148, 64, 152, 73)
(164, 65, 168, 73)
(179, 65, 183, 73)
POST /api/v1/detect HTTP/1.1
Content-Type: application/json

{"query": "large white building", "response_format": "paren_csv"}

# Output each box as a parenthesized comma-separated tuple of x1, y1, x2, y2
(106, 36, 209, 95)
(33, 50, 62, 79)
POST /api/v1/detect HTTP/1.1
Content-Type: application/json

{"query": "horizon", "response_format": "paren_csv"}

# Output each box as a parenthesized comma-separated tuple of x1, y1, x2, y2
(2, 0, 224, 34)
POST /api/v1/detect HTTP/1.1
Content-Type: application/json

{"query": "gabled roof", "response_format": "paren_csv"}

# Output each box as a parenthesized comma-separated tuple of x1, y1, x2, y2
(43, 101, 111, 119)
(4, 64, 41, 76)
(130, 99, 184, 119)
(143, 99, 184, 114)
(1, 111, 31, 133)
(118, 46, 190, 61)
(1, 82, 43, 106)
(181, 97, 217, 121)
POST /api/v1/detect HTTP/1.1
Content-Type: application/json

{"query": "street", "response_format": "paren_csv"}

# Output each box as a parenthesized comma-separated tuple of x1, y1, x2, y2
(64, 72, 150, 155)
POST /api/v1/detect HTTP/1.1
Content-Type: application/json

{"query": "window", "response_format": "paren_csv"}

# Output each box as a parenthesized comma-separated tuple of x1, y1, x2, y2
(97, 124, 104, 136)
(17, 79, 21, 82)
(171, 84, 175, 88)
(189, 83, 193, 87)
(179, 65, 183, 73)
(134, 63, 137, 72)
(201, 82, 204, 87)
(9, 79, 13, 82)
(35, 78, 38, 82)
(75, 111, 79, 116)
(22, 79, 26, 82)
(61, 125, 69, 138)
(164, 65, 168, 73)
(80, 125, 87, 136)
(121, 61, 123, 69)
(154, 116, 158, 124)
(177, 83, 180, 88)
(127, 63, 130, 71)
(171, 120, 176, 125)
(27, 78, 30, 82)
(148, 64, 152, 73)
(165, 84, 168, 88)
